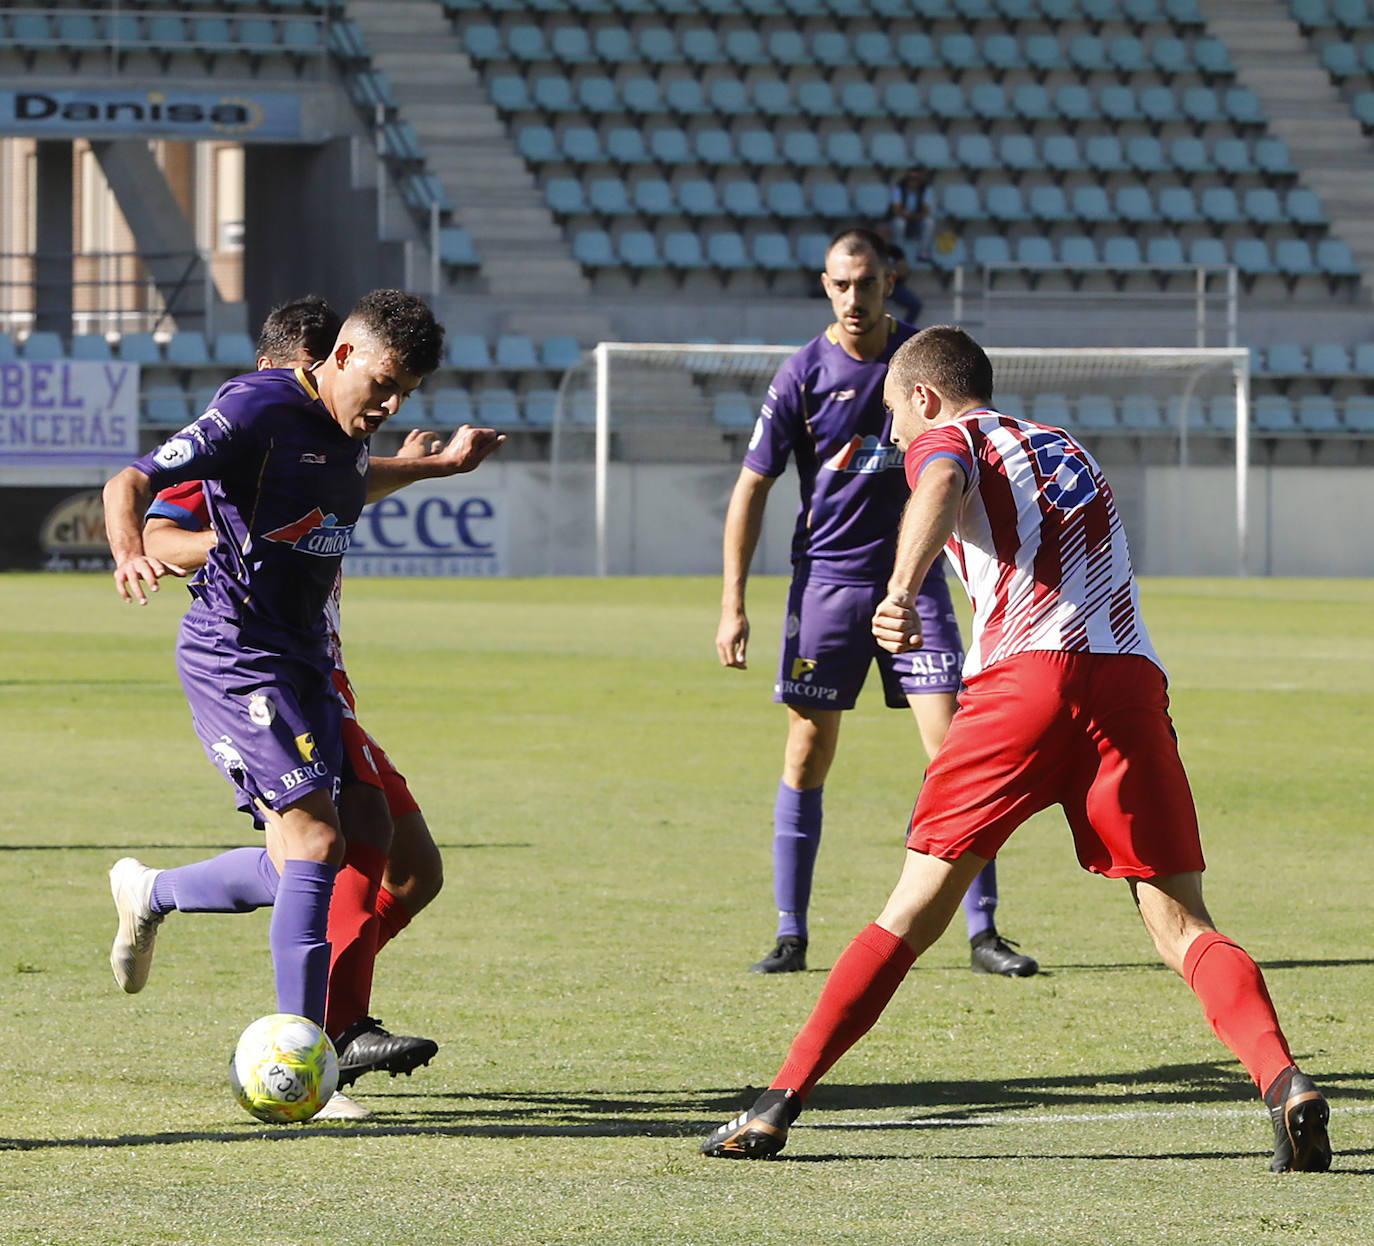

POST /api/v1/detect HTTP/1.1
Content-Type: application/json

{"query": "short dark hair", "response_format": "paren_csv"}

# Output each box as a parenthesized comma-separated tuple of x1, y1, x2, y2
(888, 326, 994, 407)
(347, 288, 445, 378)
(825, 227, 889, 271)
(256, 295, 341, 366)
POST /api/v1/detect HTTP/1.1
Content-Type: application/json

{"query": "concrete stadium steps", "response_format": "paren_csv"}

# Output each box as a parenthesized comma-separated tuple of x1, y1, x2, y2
(1203, 0, 1374, 295)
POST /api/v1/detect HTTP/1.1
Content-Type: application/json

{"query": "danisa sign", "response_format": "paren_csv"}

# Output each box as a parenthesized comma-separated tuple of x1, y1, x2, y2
(345, 480, 508, 578)
(0, 361, 140, 470)
(2, 89, 302, 139)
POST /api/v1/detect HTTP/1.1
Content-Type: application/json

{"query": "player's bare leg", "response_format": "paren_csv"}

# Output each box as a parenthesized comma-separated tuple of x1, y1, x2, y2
(705, 848, 986, 1158)
(1132, 872, 1331, 1172)
(379, 808, 444, 928)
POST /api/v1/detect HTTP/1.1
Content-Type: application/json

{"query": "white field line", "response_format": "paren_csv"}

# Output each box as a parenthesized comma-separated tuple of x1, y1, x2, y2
(801, 1103, 1374, 1131)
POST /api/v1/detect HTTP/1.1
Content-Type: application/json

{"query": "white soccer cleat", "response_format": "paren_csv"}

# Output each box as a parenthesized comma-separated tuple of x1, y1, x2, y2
(108, 857, 164, 993)
(313, 1091, 372, 1121)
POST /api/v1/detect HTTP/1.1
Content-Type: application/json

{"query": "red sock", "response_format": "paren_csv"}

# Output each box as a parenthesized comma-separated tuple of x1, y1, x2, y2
(772, 923, 918, 1101)
(373, 885, 412, 955)
(323, 842, 387, 1039)
(1183, 931, 1294, 1091)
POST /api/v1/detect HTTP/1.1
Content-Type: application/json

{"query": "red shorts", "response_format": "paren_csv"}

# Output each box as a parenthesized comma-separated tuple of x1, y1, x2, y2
(335, 671, 421, 820)
(907, 651, 1204, 879)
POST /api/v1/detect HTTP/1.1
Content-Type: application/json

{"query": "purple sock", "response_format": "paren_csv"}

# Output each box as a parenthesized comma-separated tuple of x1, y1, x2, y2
(269, 859, 337, 1025)
(963, 860, 998, 939)
(149, 847, 280, 915)
(773, 782, 823, 941)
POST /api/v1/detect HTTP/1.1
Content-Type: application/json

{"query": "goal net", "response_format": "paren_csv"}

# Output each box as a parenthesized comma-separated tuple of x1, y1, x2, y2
(547, 343, 1251, 577)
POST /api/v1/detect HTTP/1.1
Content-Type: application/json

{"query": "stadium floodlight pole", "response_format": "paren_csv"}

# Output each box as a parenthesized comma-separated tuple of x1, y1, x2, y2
(1235, 354, 1250, 576)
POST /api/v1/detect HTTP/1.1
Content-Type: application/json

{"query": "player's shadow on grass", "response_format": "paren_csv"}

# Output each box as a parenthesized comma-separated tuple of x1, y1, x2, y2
(0, 842, 534, 853)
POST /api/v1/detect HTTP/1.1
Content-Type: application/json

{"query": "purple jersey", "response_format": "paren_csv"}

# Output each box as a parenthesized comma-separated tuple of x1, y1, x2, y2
(744, 318, 918, 585)
(130, 367, 367, 654)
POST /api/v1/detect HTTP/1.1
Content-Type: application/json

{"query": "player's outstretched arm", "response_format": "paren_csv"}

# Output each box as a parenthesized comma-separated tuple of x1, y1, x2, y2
(366, 424, 507, 501)
(717, 467, 775, 668)
(103, 466, 187, 605)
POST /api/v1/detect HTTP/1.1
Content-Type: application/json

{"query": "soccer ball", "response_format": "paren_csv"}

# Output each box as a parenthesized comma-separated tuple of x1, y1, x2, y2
(229, 1013, 339, 1124)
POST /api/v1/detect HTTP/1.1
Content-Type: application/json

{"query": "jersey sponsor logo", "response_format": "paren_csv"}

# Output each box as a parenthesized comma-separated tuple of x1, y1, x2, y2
(790, 656, 818, 681)
(262, 508, 356, 557)
(153, 437, 195, 469)
(299, 452, 327, 465)
(247, 694, 276, 726)
(905, 650, 961, 676)
(294, 732, 317, 763)
(823, 434, 905, 475)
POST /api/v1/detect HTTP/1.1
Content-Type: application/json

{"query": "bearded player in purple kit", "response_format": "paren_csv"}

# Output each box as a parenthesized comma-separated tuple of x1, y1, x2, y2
(102, 289, 483, 1034)
(717, 228, 1037, 978)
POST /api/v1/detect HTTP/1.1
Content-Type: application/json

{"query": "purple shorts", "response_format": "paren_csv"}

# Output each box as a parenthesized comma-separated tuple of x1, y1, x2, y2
(774, 571, 964, 711)
(175, 603, 343, 823)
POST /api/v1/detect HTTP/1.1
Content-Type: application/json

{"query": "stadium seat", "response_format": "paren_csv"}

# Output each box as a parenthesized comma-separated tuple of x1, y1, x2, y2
(1182, 86, 1222, 126)
(706, 231, 750, 270)
(551, 25, 593, 65)
(476, 388, 521, 427)
(955, 133, 997, 171)
(1252, 394, 1296, 432)
(1224, 86, 1266, 126)
(1274, 238, 1318, 278)
(587, 177, 630, 216)
(144, 388, 191, 427)
(649, 128, 691, 164)
(1309, 342, 1351, 374)
(1170, 137, 1209, 175)
(911, 133, 953, 169)
(986, 183, 1027, 223)
(21, 331, 64, 360)
(662, 231, 706, 269)
(119, 333, 164, 363)
(212, 332, 255, 366)
(532, 75, 575, 114)
(1232, 238, 1273, 277)
(1075, 394, 1119, 431)
(972, 236, 1012, 267)
(824, 130, 866, 168)
(490, 75, 533, 113)
(1255, 138, 1296, 175)
(840, 81, 882, 118)
(429, 387, 475, 428)
(1200, 186, 1242, 224)
(1316, 237, 1360, 276)
(1014, 235, 1055, 267)
(665, 78, 709, 116)
(798, 81, 841, 119)
(1070, 185, 1112, 224)
(605, 129, 649, 165)
(737, 128, 779, 167)
(1054, 83, 1095, 124)
(631, 177, 674, 217)
(68, 333, 111, 361)
(722, 179, 765, 218)
(541, 336, 582, 370)
(446, 332, 492, 369)
(165, 332, 210, 366)
(811, 181, 852, 218)
(694, 129, 734, 165)
(1085, 136, 1128, 173)
(1146, 236, 1186, 267)
(1188, 237, 1230, 269)
(1099, 84, 1143, 124)
(882, 81, 922, 120)
(1120, 394, 1164, 429)
(942, 182, 982, 222)
(1140, 85, 1183, 125)
(1286, 188, 1328, 226)
(1213, 138, 1255, 176)
(1012, 82, 1055, 123)
(713, 391, 758, 430)
(1042, 135, 1084, 173)
(521, 389, 557, 429)
(753, 232, 794, 271)
(1157, 186, 1199, 224)
(927, 83, 966, 121)
(1343, 394, 1374, 432)
(764, 179, 807, 218)
(1027, 184, 1071, 223)
(676, 178, 719, 217)
(1031, 393, 1071, 426)
(853, 29, 896, 67)
(895, 31, 936, 68)
(781, 130, 824, 168)
(853, 181, 890, 220)
(516, 125, 557, 163)
(1059, 235, 1099, 266)
(1263, 342, 1306, 373)
(618, 230, 660, 269)
(969, 83, 1012, 121)
(1103, 236, 1144, 267)
(1025, 33, 1065, 72)
(495, 334, 539, 370)
(681, 26, 724, 63)
(545, 177, 585, 215)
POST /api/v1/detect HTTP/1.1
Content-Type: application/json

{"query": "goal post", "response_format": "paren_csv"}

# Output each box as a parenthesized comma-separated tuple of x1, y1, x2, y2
(549, 342, 1251, 577)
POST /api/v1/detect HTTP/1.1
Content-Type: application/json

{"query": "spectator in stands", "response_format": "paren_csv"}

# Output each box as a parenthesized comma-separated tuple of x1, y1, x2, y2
(886, 243, 923, 326)
(887, 167, 935, 263)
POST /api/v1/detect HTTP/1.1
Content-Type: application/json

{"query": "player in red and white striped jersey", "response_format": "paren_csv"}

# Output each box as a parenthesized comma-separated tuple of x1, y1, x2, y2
(702, 326, 1331, 1174)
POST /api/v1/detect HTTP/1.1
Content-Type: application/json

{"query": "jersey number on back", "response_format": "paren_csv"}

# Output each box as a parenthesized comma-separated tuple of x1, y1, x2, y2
(1025, 432, 1099, 513)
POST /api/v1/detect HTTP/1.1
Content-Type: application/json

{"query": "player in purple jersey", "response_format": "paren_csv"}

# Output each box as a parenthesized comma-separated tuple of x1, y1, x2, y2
(103, 289, 452, 1034)
(716, 228, 1037, 977)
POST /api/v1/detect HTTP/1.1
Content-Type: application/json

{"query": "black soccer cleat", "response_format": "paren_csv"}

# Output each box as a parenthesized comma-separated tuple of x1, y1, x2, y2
(701, 1088, 801, 1159)
(749, 936, 807, 974)
(1265, 1066, 1332, 1173)
(333, 1016, 438, 1089)
(970, 930, 1039, 977)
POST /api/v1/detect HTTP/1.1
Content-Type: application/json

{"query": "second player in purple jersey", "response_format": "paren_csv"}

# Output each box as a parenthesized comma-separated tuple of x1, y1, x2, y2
(717, 228, 1037, 978)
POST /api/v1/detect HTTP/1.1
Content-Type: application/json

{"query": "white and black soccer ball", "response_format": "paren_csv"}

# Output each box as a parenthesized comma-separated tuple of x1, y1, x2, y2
(229, 1013, 339, 1124)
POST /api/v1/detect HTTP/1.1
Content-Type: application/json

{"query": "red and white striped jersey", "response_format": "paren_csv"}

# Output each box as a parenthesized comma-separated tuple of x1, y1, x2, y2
(906, 410, 1163, 679)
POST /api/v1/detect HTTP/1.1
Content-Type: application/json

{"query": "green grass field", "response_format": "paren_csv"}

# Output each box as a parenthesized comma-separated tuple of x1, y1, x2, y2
(1, 573, 1370, 1245)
